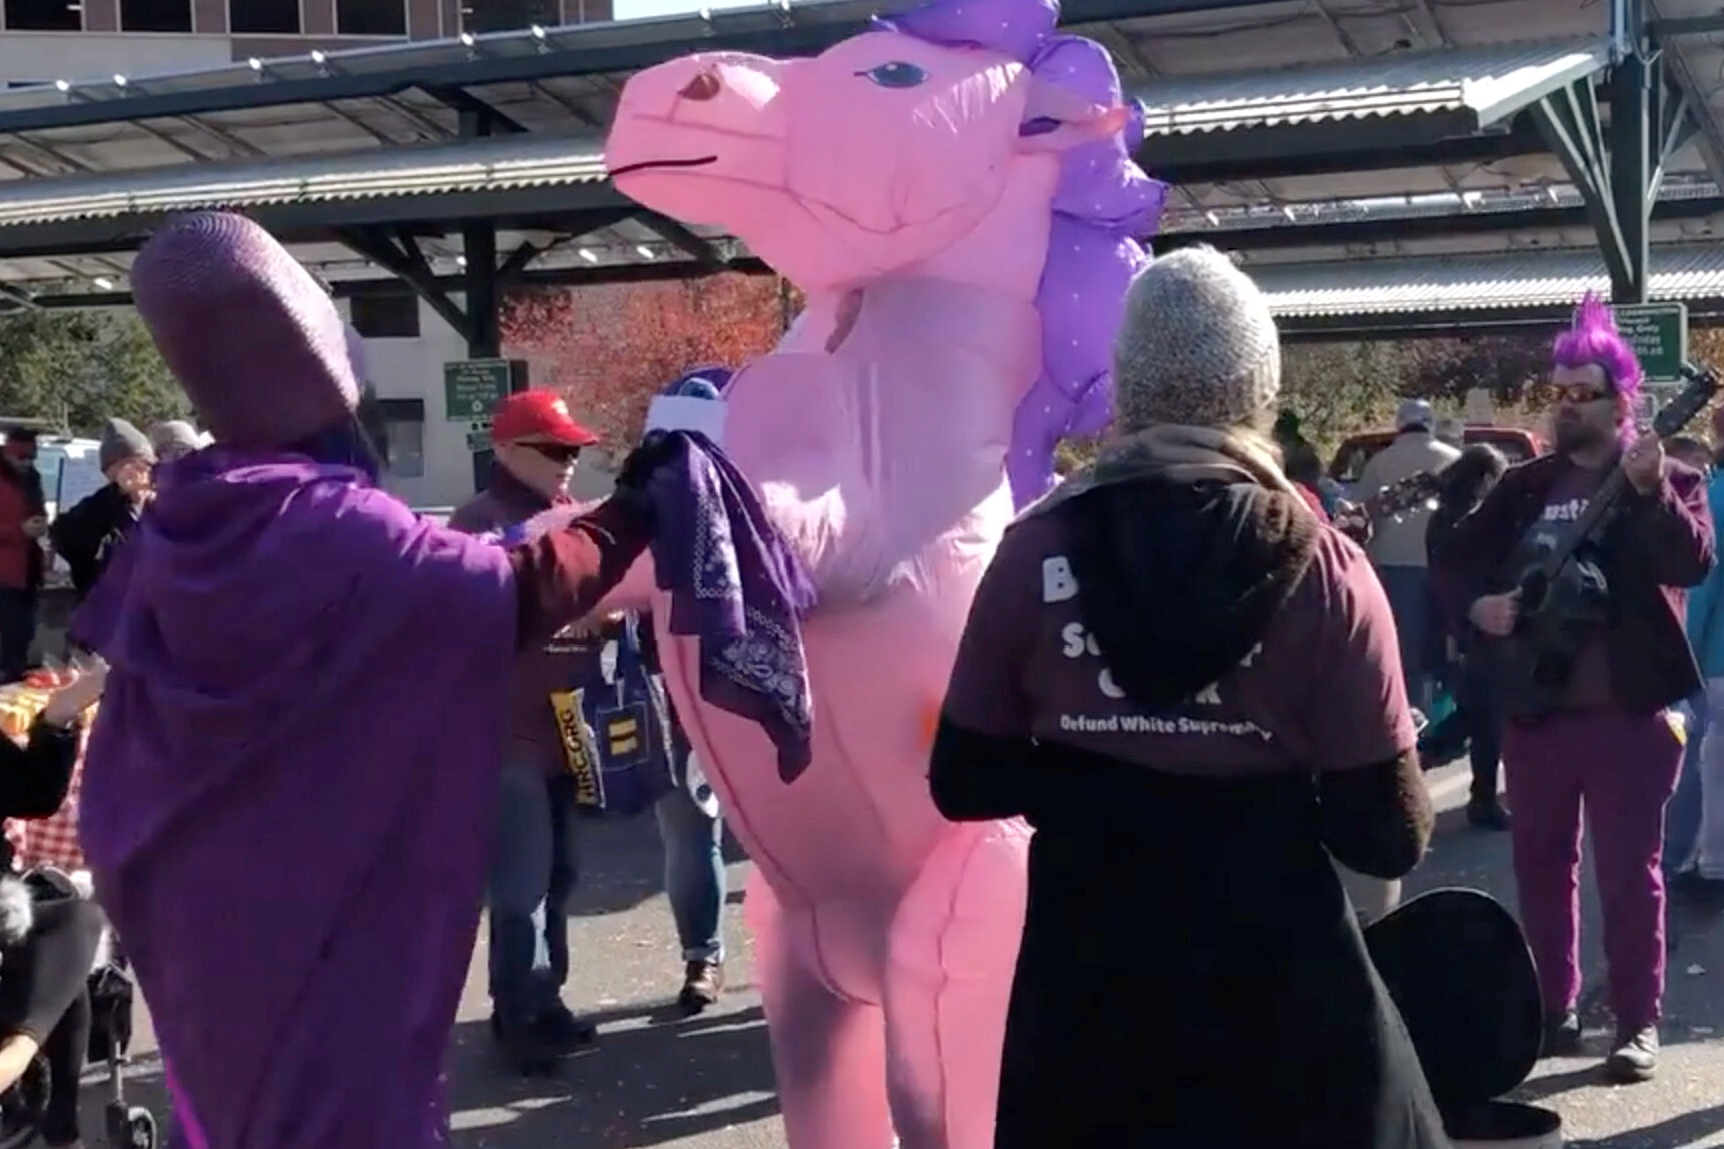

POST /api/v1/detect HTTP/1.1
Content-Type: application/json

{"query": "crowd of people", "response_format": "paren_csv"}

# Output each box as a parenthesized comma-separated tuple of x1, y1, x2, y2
(0, 206, 1706, 1149)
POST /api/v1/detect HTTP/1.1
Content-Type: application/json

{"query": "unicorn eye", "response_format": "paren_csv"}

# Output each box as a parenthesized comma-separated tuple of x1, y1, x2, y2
(860, 61, 927, 88)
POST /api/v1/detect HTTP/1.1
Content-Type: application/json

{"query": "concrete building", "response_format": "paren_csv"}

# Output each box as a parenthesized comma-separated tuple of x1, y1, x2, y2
(0, 0, 613, 89)
(0, 0, 622, 509)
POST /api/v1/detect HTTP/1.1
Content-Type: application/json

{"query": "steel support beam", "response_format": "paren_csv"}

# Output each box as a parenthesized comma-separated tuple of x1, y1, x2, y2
(1528, 0, 1701, 302)
(1529, 75, 1636, 299)
(1610, 47, 1653, 301)
(1143, 115, 1546, 186)
(1153, 193, 1724, 255)
(419, 85, 529, 134)
(463, 219, 500, 357)
(338, 226, 478, 344)
(634, 210, 720, 265)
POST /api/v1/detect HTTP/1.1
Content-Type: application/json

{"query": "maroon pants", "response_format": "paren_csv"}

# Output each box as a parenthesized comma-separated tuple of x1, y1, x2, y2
(1503, 707, 1684, 1031)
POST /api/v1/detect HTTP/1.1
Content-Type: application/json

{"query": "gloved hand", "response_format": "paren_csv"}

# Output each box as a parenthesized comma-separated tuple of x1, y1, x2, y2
(613, 430, 679, 497)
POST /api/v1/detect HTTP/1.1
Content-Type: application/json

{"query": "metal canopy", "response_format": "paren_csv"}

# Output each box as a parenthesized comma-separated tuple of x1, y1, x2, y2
(0, 0, 1705, 329)
(1257, 241, 1724, 338)
(0, 0, 1279, 135)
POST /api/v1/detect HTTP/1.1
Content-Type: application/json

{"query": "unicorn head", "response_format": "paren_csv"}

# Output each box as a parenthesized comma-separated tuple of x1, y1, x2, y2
(605, 0, 1165, 505)
(1552, 292, 1643, 446)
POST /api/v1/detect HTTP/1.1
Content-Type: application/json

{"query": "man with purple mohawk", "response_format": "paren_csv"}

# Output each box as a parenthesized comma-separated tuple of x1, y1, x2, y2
(1433, 292, 1714, 1083)
(67, 212, 682, 1149)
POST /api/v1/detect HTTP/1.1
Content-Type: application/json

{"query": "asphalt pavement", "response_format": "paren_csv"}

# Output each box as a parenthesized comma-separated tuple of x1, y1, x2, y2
(78, 756, 1724, 1149)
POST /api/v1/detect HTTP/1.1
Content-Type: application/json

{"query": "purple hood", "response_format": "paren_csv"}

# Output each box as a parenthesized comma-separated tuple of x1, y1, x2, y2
(74, 447, 516, 1149)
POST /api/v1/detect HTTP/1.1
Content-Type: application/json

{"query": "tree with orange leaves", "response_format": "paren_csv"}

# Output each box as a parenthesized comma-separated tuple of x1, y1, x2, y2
(502, 273, 787, 454)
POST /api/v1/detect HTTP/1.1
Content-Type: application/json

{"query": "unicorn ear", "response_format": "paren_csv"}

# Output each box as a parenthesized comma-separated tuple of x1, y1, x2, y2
(1016, 78, 1130, 153)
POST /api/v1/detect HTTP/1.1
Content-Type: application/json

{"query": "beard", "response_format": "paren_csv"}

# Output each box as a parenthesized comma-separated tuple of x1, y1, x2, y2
(1553, 414, 1613, 455)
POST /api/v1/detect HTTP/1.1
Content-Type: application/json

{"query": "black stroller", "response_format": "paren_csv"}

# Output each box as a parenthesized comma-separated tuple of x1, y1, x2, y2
(0, 867, 157, 1149)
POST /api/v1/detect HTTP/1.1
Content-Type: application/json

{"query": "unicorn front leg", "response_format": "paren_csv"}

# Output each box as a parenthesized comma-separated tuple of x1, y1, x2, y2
(883, 819, 1030, 1149)
(746, 871, 897, 1149)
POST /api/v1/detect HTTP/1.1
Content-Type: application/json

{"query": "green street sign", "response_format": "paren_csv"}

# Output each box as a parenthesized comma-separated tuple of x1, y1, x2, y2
(465, 424, 493, 453)
(443, 359, 511, 422)
(1611, 302, 1688, 382)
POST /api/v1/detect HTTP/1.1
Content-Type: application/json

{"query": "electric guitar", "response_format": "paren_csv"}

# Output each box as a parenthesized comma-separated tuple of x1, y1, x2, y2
(1333, 470, 1444, 545)
(1488, 360, 1721, 718)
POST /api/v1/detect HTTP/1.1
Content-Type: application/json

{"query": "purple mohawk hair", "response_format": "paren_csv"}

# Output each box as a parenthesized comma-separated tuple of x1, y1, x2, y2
(1552, 292, 1642, 441)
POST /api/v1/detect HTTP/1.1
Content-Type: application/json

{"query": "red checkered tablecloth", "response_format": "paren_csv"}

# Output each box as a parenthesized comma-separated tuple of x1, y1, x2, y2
(4, 720, 88, 873)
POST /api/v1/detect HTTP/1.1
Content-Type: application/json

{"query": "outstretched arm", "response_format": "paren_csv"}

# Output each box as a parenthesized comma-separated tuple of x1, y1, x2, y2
(507, 493, 654, 650)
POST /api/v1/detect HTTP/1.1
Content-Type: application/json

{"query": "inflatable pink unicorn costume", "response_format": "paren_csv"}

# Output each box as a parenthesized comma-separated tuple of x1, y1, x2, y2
(605, 0, 1163, 1144)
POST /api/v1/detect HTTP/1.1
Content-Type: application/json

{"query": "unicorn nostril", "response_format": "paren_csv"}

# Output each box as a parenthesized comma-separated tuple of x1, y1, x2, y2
(679, 69, 722, 102)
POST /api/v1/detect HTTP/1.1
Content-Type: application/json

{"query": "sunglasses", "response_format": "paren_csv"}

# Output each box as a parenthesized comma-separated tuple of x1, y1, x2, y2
(1542, 381, 1614, 406)
(522, 442, 583, 464)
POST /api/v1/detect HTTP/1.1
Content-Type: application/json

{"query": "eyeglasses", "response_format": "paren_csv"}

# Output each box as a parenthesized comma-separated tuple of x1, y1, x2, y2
(523, 442, 583, 464)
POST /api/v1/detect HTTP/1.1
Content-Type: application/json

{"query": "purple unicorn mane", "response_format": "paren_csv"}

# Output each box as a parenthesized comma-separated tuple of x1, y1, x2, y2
(878, 0, 1168, 507)
(1552, 292, 1642, 444)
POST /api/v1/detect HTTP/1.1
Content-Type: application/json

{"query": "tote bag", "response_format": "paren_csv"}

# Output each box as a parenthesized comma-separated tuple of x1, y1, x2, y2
(550, 615, 677, 818)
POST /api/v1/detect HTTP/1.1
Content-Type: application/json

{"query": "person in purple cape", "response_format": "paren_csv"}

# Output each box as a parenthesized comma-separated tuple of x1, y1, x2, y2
(68, 211, 682, 1149)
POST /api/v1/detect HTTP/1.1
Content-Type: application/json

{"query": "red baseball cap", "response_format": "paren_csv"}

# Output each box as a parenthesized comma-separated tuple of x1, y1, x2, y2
(490, 389, 599, 448)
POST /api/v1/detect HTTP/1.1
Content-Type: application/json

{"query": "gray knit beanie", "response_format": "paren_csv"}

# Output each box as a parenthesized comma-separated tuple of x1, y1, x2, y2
(1111, 246, 1280, 434)
(99, 417, 155, 473)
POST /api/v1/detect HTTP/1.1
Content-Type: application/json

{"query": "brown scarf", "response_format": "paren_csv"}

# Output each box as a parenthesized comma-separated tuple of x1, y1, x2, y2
(1021, 424, 1297, 525)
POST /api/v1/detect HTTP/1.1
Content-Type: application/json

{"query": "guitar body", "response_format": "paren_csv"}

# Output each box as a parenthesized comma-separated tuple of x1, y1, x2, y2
(1489, 545, 1613, 719)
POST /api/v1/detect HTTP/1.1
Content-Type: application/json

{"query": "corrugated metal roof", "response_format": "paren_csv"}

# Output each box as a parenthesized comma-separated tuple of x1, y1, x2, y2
(1253, 245, 1724, 316)
(0, 133, 607, 228)
(1137, 39, 1609, 136)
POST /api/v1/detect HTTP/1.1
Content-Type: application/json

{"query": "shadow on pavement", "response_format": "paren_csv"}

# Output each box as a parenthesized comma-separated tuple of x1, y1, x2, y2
(565, 814, 750, 921)
(447, 1003, 778, 1148)
(1567, 1103, 1724, 1149)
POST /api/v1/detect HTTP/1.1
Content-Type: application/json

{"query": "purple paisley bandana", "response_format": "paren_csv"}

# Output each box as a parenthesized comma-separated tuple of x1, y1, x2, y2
(647, 432, 816, 782)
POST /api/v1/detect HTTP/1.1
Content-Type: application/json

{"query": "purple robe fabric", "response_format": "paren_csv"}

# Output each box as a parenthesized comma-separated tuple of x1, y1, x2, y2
(646, 432, 816, 781)
(73, 446, 517, 1149)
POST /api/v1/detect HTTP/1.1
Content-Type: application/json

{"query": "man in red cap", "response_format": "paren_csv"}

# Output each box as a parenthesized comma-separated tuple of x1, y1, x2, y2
(449, 388, 610, 1072)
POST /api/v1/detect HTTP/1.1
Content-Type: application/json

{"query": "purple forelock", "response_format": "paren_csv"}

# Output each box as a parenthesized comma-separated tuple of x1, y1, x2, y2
(877, 0, 1169, 507)
(1553, 292, 1642, 441)
(874, 0, 1057, 62)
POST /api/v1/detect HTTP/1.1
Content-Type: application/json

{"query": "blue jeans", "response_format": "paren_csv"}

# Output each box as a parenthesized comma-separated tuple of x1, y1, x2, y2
(1665, 690, 1707, 876)
(654, 781, 726, 963)
(1376, 565, 1431, 710)
(487, 761, 579, 1027)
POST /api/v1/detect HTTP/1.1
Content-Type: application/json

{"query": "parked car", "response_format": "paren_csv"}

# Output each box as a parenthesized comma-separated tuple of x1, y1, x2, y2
(1329, 425, 1545, 493)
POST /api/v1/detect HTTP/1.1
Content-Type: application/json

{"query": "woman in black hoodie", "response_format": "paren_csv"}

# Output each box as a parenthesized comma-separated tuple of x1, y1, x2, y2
(49, 421, 155, 604)
(1423, 443, 1510, 830)
(930, 249, 1444, 1149)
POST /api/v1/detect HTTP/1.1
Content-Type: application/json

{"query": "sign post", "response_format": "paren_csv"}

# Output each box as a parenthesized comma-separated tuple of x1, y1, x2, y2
(442, 359, 513, 423)
(1611, 301, 1688, 383)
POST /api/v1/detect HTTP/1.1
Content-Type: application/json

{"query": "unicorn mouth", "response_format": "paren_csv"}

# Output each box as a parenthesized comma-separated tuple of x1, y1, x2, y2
(607, 155, 720, 178)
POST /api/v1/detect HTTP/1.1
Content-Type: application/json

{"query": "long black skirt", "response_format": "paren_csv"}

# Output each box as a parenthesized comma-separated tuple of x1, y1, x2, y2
(995, 754, 1449, 1149)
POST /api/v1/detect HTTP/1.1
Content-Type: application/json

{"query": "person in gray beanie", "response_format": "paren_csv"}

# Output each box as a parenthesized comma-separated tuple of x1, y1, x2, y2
(147, 420, 210, 464)
(929, 246, 1447, 1149)
(50, 418, 156, 602)
(1354, 397, 1461, 710)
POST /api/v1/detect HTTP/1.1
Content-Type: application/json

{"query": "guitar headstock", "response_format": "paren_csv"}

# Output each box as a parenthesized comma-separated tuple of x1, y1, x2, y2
(1373, 470, 1443, 519)
(1652, 362, 1722, 438)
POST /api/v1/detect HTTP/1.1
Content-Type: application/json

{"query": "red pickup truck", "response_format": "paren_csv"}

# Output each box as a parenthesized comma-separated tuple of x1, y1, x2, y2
(1328, 425, 1546, 491)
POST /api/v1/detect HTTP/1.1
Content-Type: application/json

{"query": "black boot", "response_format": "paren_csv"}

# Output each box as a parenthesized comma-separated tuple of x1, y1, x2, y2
(533, 1005, 598, 1052)
(1541, 1010, 1584, 1057)
(1467, 794, 1511, 831)
(490, 1013, 564, 1076)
